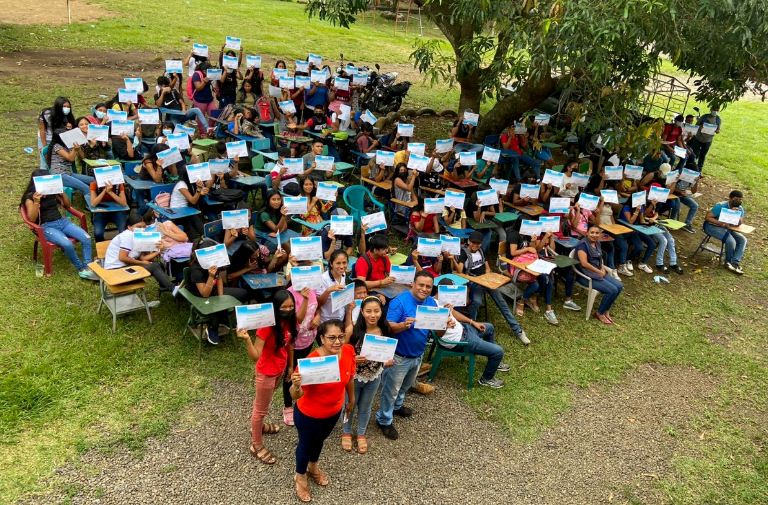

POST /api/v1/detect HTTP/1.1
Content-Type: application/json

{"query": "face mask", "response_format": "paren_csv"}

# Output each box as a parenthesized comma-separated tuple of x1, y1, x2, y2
(95, 110, 106, 119)
(62, 107, 71, 115)
(279, 310, 293, 319)
(675, 121, 682, 127)
(162, 129, 172, 136)
(711, 111, 718, 117)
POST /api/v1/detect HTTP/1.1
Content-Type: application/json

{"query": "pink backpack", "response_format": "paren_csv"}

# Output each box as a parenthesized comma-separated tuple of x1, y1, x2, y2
(186, 70, 204, 101)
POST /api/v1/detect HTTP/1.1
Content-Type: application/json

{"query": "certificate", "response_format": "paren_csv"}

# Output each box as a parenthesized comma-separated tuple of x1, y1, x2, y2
(221, 209, 250, 230)
(417, 237, 443, 257)
(225, 35, 241, 51)
(195, 243, 230, 269)
(534, 113, 551, 126)
(174, 123, 195, 137)
(331, 283, 355, 313)
(577, 192, 599, 211)
(482, 146, 500, 163)
(664, 171, 678, 185)
(437, 285, 467, 307)
(459, 151, 477, 166)
(414, 305, 450, 330)
(407, 153, 429, 172)
(284, 158, 305, 175)
(111, 119, 135, 137)
(166, 132, 190, 151)
(226, 140, 248, 159)
(315, 155, 335, 172)
(462, 112, 479, 126)
(673, 145, 687, 158)
(519, 219, 543, 236)
(246, 55, 262, 68)
(330, 215, 353, 235)
(527, 259, 556, 275)
(123, 77, 144, 93)
(375, 150, 395, 166)
(106, 110, 127, 122)
(444, 190, 465, 209)
(294, 75, 311, 89)
(624, 164, 643, 180)
(207, 68, 223, 81)
(549, 197, 571, 214)
(440, 235, 461, 256)
(407, 142, 426, 156)
(338, 104, 352, 121)
(310, 70, 326, 83)
(539, 215, 560, 233)
(571, 173, 590, 187)
(59, 127, 87, 148)
(290, 265, 324, 291)
(631, 190, 647, 208)
(718, 208, 742, 226)
(435, 139, 454, 153)
(679, 168, 700, 184)
(604, 166, 624, 180)
(542, 169, 564, 188)
(648, 186, 670, 203)
(33, 174, 63, 195)
(361, 211, 387, 234)
(187, 162, 212, 183)
(361, 110, 377, 125)
(298, 355, 340, 386)
(397, 123, 414, 137)
(308, 53, 323, 67)
(209, 158, 231, 175)
(391, 265, 416, 285)
(118, 88, 138, 103)
(353, 73, 368, 85)
(93, 165, 125, 187)
(132, 231, 161, 252)
(295, 60, 309, 73)
(520, 184, 541, 200)
(601, 189, 619, 204)
(192, 43, 209, 57)
(273, 68, 289, 79)
(476, 188, 498, 207)
(683, 123, 698, 136)
(514, 122, 527, 134)
(284, 196, 309, 215)
(236, 304, 276, 331)
(424, 198, 445, 214)
(700, 122, 717, 135)
(87, 124, 110, 142)
(334, 77, 350, 91)
(279, 77, 294, 89)
(138, 108, 160, 125)
(489, 178, 509, 196)
(222, 55, 239, 70)
(165, 60, 183, 74)
(316, 181, 338, 202)
(156, 146, 182, 168)
(359, 334, 398, 363)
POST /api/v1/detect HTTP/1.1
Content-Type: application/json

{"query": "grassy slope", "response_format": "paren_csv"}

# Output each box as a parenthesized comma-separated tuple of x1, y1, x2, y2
(0, 1, 766, 503)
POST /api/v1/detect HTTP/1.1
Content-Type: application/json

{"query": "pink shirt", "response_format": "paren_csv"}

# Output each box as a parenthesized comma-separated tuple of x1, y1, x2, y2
(288, 286, 319, 350)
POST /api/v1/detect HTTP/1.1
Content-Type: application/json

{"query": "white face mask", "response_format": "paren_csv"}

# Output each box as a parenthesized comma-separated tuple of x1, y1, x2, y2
(95, 110, 106, 119)
(162, 129, 172, 136)
(675, 121, 683, 127)
(711, 111, 719, 117)
(62, 107, 71, 115)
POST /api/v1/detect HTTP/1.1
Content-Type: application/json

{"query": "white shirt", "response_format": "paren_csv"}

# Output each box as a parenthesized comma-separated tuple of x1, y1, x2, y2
(437, 302, 463, 348)
(104, 229, 140, 269)
(317, 270, 346, 322)
(170, 181, 190, 208)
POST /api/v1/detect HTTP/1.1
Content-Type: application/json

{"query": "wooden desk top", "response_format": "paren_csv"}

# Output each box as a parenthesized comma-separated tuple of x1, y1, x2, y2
(599, 223, 633, 235)
(361, 177, 393, 191)
(457, 272, 511, 289)
(511, 204, 545, 216)
(89, 262, 151, 285)
(733, 224, 755, 234)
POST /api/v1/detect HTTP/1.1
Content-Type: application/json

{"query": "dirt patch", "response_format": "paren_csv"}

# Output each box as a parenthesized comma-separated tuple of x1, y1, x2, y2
(20, 364, 716, 505)
(0, 0, 114, 26)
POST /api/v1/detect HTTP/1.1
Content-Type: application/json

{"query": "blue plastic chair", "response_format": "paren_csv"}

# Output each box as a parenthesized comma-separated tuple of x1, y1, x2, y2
(150, 183, 176, 201)
(342, 185, 385, 225)
(251, 137, 272, 152)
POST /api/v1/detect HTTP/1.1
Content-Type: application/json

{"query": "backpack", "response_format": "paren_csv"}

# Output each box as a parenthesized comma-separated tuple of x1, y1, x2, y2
(186, 70, 204, 101)
(461, 245, 485, 274)
(256, 97, 273, 122)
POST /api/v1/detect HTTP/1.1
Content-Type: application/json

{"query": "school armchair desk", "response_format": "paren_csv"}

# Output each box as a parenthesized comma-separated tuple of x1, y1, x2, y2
(20, 203, 88, 277)
(178, 267, 240, 352)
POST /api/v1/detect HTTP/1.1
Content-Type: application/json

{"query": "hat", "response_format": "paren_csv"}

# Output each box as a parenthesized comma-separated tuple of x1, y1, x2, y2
(468, 231, 484, 243)
(659, 163, 672, 177)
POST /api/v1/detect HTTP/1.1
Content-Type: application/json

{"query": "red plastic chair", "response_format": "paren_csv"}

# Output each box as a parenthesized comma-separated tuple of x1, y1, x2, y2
(19, 203, 88, 276)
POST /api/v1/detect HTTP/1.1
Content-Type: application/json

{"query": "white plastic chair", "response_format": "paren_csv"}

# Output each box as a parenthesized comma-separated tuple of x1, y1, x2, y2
(569, 249, 600, 320)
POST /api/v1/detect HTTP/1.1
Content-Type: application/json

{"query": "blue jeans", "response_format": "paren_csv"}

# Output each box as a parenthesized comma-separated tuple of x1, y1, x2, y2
(633, 232, 657, 263)
(375, 354, 421, 427)
(184, 107, 208, 128)
(614, 234, 630, 264)
(42, 217, 92, 271)
(61, 173, 94, 194)
(672, 196, 699, 225)
(92, 211, 128, 242)
(468, 283, 524, 336)
(703, 222, 747, 264)
(523, 274, 553, 305)
(578, 275, 623, 315)
(462, 322, 503, 381)
(655, 229, 677, 266)
(342, 375, 382, 436)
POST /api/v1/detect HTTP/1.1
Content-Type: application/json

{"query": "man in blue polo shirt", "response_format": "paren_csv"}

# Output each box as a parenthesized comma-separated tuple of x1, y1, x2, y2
(703, 190, 747, 274)
(376, 271, 453, 440)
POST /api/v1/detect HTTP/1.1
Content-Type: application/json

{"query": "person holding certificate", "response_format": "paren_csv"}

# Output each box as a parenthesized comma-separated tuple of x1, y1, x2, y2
(406, 197, 440, 241)
(88, 178, 128, 242)
(46, 128, 96, 195)
(703, 190, 747, 274)
(391, 163, 419, 216)
(317, 250, 351, 323)
(237, 290, 298, 465)
(21, 170, 97, 280)
(620, 200, 659, 274)
(289, 320, 356, 503)
(341, 296, 394, 453)
(643, 199, 683, 275)
(226, 240, 287, 288)
(353, 235, 395, 292)
(298, 177, 334, 236)
(168, 164, 209, 240)
(282, 285, 320, 426)
(575, 226, 624, 325)
(254, 190, 301, 251)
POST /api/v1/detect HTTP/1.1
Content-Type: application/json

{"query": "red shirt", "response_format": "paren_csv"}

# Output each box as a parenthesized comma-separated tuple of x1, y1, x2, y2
(662, 124, 682, 144)
(89, 181, 125, 203)
(410, 212, 437, 235)
(500, 133, 522, 155)
(297, 344, 356, 418)
(255, 324, 291, 377)
(354, 252, 391, 282)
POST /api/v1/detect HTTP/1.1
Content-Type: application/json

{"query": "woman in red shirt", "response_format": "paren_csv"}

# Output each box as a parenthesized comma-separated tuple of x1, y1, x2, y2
(236, 289, 297, 465)
(289, 320, 356, 502)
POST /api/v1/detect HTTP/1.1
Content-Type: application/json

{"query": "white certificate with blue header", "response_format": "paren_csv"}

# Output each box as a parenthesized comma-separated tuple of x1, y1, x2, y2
(107, 109, 127, 122)
(165, 60, 183, 74)
(648, 186, 670, 203)
(87, 124, 109, 142)
(577, 192, 600, 211)
(718, 208, 741, 226)
(397, 123, 414, 137)
(225, 36, 241, 51)
(540, 215, 561, 233)
(359, 334, 398, 363)
(489, 178, 509, 195)
(482, 146, 500, 163)
(330, 215, 353, 235)
(459, 151, 477, 166)
(192, 43, 208, 57)
(138, 108, 160, 125)
(605, 166, 624, 180)
(93, 165, 125, 187)
(631, 190, 647, 208)
(444, 190, 465, 209)
(414, 305, 450, 330)
(520, 184, 541, 200)
(236, 303, 276, 331)
(316, 181, 338, 202)
(284, 196, 309, 215)
(298, 354, 340, 385)
(33, 174, 63, 195)
(440, 235, 460, 255)
(542, 169, 564, 188)
(624, 165, 643, 180)
(123, 77, 144, 93)
(435, 138, 454, 153)
(209, 158, 231, 174)
(390, 265, 416, 285)
(207, 68, 222, 81)
(375, 150, 395, 166)
(601, 189, 619, 204)
(157, 146, 182, 168)
(417, 237, 442, 257)
(118, 88, 138, 104)
(195, 243, 230, 269)
(315, 155, 335, 172)
(222, 55, 239, 70)
(438, 285, 468, 307)
(226, 140, 248, 159)
(187, 162, 211, 183)
(361, 211, 387, 234)
(290, 265, 324, 291)
(407, 153, 429, 172)
(222, 209, 249, 230)
(290, 236, 323, 261)
(132, 231, 161, 252)
(476, 188, 498, 207)
(331, 282, 355, 313)
(246, 55, 262, 69)
(549, 197, 570, 214)
(167, 132, 190, 151)
(519, 219, 543, 237)
(424, 198, 444, 214)
(407, 142, 425, 156)
(284, 158, 304, 175)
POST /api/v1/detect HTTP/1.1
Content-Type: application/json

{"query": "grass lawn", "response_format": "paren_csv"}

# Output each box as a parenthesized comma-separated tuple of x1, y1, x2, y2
(1, 1, 766, 504)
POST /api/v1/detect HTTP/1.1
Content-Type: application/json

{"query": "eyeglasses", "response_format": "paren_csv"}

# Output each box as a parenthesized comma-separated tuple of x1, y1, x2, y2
(323, 335, 345, 343)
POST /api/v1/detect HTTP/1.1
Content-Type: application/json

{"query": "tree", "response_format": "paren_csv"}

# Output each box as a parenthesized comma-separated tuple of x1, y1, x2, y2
(306, 0, 768, 155)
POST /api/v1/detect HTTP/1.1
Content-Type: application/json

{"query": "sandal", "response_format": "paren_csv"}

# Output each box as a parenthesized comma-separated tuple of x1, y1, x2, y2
(524, 299, 540, 313)
(250, 445, 277, 465)
(308, 467, 329, 486)
(341, 434, 353, 452)
(295, 474, 312, 503)
(594, 312, 612, 325)
(515, 302, 524, 317)
(356, 435, 368, 454)
(262, 422, 281, 435)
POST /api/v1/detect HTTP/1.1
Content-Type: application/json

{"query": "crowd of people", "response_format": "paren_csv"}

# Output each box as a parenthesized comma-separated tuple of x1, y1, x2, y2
(23, 42, 751, 502)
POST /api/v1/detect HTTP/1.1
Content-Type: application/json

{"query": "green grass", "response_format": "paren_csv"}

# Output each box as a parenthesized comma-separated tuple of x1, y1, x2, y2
(1, 2, 767, 504)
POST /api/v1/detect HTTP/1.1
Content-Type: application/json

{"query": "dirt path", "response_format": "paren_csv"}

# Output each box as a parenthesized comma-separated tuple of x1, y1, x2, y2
(20, 364, 716, 505)
(0, 0, 113, 25)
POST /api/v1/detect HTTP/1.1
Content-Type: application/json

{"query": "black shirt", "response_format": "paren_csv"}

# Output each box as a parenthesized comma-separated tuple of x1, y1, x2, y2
(154, 89, 183, 110)
(458, 248, 486, 276)
(35, 195, 62, 224)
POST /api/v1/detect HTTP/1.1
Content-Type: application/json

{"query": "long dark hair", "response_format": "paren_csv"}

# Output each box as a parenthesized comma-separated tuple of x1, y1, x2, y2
(350, 296, 391, 349)
(230, 240, 266, 271)
(50, 96, 74, 130)
(176, 163, 197, 195)
(272, 289, 298, 351)
(264, 189, 283, 215)
(46, 128, 70, 167)
(189, 237, 218, 266)
(20, 169, 51, 208)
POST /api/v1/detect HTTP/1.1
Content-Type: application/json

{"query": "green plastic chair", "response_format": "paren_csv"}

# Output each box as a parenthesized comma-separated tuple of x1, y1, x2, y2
(251, 153, 265, 172)
(342, 185, 385, 225)
(178, 268, 241, 346)
(427, 331, 476, 390)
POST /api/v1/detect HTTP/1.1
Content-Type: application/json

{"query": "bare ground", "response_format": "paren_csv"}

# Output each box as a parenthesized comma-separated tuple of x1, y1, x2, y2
(0, 0, 114, 26)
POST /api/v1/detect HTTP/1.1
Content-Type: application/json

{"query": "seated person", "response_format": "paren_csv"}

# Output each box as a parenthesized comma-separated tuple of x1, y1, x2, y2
(407, 197, 439, 240)
(408, 249, 446, 278)
(254, 190, 300, 250)
(355, 123, 380, 154)
(575, 225, 623, 325)
(619, 199, 658, 274)
(74, 116, 108, 175)
(88, 179, 128, 242)
(418, 148, 449, 193)
(451, 112, 476, 142)
(556, 160, 581, 199)
(232, 106, 264, 138)
(297, 176, 334, 236)
(444, 155, 476, 181)
(353, 234, 395, 292)
(703, 190, 747, 274)
(670, 168, 700, 234)
(644, 197, 683, 274)
(391, 163, 419, 217)
(301, 139, 335, 181)
(227, 239, 287, 285)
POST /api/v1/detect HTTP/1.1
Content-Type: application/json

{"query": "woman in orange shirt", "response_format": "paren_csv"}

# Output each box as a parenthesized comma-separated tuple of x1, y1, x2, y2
(289, 320, 356, 502)
(237, 289, 297, 465)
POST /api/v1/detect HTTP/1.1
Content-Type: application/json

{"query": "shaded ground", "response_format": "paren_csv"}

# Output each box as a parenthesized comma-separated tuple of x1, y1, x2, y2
(0, 0, 113, 25)
(21, 364, 716, 505)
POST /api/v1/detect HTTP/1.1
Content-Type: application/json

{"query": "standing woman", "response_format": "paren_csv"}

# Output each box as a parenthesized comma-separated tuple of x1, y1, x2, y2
(316, 250, 350, 323)
(282, 284, 320, 426)
(575, 225, 623, 325)
(289, 320, 356, 503)
(342, 296, 394, 454)
(39, 97, 75, 167)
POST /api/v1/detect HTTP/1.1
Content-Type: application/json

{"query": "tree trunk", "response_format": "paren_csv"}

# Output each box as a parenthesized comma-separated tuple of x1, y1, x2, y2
(457, 74, 482, 113)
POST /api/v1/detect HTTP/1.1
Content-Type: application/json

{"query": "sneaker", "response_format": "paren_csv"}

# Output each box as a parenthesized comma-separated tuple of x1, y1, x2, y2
(627, 262, 634, 272)
(563, 300, 581, 311)
(682, 224, 696, 234)
(496, 363, 511, 373)
(478, 377, 504, 389)
(609, 268, 621, 281)
(147, 300, 160, 309)
(617, 265, 634, 277)
(733, 263, 744, 275)
(656, 264, 669, 274)
(670, 264, 684, 275)
(283, 407, 295, 426)
(410, 381, 435, 395)
(516, 330, 531, 346)
(377, 422, 399, 440)
(544, 310, 559, 325)
(78, 269, 99, 281)
(204, 325, 221, 345)
(393, 406, 413, 418)
(725, 262, 739, 274)
(638, 263, 653, 274)
(171, 285, 181, 297)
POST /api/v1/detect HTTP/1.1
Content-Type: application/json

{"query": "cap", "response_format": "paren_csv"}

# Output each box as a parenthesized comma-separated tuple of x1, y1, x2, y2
(659, 163, 671, 176)
(469, 230, 484, 243)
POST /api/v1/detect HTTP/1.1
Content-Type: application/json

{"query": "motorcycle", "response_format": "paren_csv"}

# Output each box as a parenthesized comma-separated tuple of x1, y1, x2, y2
(336, 54, 411, 114)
